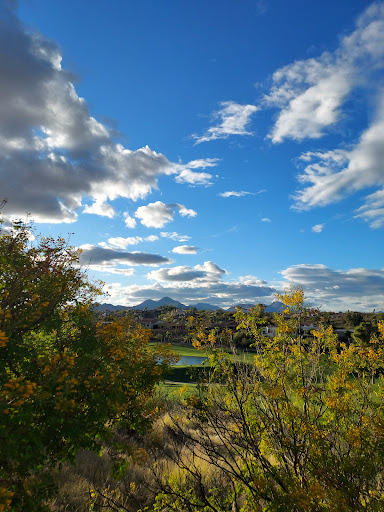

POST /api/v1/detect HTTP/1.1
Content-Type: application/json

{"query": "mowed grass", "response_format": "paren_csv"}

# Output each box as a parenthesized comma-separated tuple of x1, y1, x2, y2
(149, 341, 257, 364)
(150, 341, 257, 393)
(149, 341, 208, 358)
(158, 380, 198, 398)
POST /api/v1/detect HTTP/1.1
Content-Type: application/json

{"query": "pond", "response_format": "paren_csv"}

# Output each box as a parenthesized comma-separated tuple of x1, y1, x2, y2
(175, 355, 207, 366)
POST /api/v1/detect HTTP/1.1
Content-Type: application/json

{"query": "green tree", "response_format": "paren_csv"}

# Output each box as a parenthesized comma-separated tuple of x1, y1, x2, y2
(352, 321, 378, 345)
(344, 311, 364, 329)
(0, 218, 176, 511)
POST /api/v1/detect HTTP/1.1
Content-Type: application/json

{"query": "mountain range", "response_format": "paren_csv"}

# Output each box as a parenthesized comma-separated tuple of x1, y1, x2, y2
(94, 296, 285, 313)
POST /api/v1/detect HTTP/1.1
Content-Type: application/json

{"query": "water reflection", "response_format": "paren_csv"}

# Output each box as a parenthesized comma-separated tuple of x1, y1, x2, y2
(175, 355, 207, 366)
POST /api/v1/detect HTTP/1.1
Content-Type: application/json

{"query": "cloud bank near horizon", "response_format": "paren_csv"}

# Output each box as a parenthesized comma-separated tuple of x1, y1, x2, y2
(99, 262, 384, 312)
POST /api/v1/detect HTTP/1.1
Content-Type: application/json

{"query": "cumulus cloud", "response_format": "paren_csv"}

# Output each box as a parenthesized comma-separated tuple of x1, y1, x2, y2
(123, 212, 137, 229)
(192, 101, 259, 144)
(261, 218, 271, 222)
(107, 260, 275, 307)
(312, 224, 324, 233)
(83, 200, 116, 218)
(265, 2, 384, 143)
(135, 201, 197, 228)
(0, 4, 185, 223)
(98, 262, 384, 311)
(172, 245, 199, 254)
(281, 263, 384, 311)
(160, 231, 191, 242)
(79, 244, 172, 267)
(194, 261, 227, 276)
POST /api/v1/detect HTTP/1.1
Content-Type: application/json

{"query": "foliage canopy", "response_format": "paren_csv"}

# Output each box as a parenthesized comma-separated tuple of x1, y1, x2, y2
(0, 218, 175, 511)
(151, 286, 384, 512)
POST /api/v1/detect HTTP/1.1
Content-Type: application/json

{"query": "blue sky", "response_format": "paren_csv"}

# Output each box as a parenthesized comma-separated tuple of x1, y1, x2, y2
(1, 0, 384, 311)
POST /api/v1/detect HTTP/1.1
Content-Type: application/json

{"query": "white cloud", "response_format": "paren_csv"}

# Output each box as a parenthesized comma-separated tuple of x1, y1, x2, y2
(194, 261, 227, 276)
(265, 3, 384, 143)
(146, 234, 159, 242)
(83, 200, 116, 218)
(172, 245, 199, 254)
(147, 261, 226, 284)
(312, 224, 324, 233)
(147, 266, 207, 282)
(105, 278, 275, 309)
(160, 231, 191, 242)
(355, 189, 384, 228)
(281, 263, 384, 311)
(99, 235, 159, 250)
(0, 5, 190, 223)
(219, 190, 253, 198)
(124, 212, 137, 229)
(135, 201, 197, 228)
(135, 202, 174, 228)
(293, 95, 384, 223)
(192, 101, 259, 144)
(175, 169, 213, 186)
(100, 262, 384, 311)
(180, 158, 220, 170)
(172, 157, 219, 186)
(261, 217, 271, 222)
(87, 265, 135, 277)
(177, 204, 197, 218)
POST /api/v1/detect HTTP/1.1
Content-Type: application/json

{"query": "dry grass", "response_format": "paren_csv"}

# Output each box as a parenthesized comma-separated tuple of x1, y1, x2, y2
(47, 400, 241, 512)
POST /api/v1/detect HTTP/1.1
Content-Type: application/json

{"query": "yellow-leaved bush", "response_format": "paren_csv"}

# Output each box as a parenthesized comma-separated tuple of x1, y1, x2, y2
(0, 216, 176, 512)
(153, 286, 384, 512)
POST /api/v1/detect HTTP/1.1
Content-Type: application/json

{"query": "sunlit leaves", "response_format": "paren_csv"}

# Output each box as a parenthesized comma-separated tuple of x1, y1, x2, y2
(0, 217, 174, 511)
(169, 286, 384, 511)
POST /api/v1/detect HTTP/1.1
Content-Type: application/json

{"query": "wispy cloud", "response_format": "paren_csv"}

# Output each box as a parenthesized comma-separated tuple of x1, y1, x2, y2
(264, 3, 384, 143)
(355, 189, 384, 229)
(192, 101, 259, 144)
(160, 232, 191, 242)
(173, 157, 219, 186)
(86, 266, 135, 277)
(292, 94, 384, 226)
(219, 190, 254, 198)
(99, 235, 159, 250)
(175, 169, 213, 186)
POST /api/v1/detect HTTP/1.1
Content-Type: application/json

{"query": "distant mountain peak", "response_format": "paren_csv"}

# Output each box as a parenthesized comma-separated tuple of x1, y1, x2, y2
(94, 297, 285, 313)
(131, 297, 187, 310)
